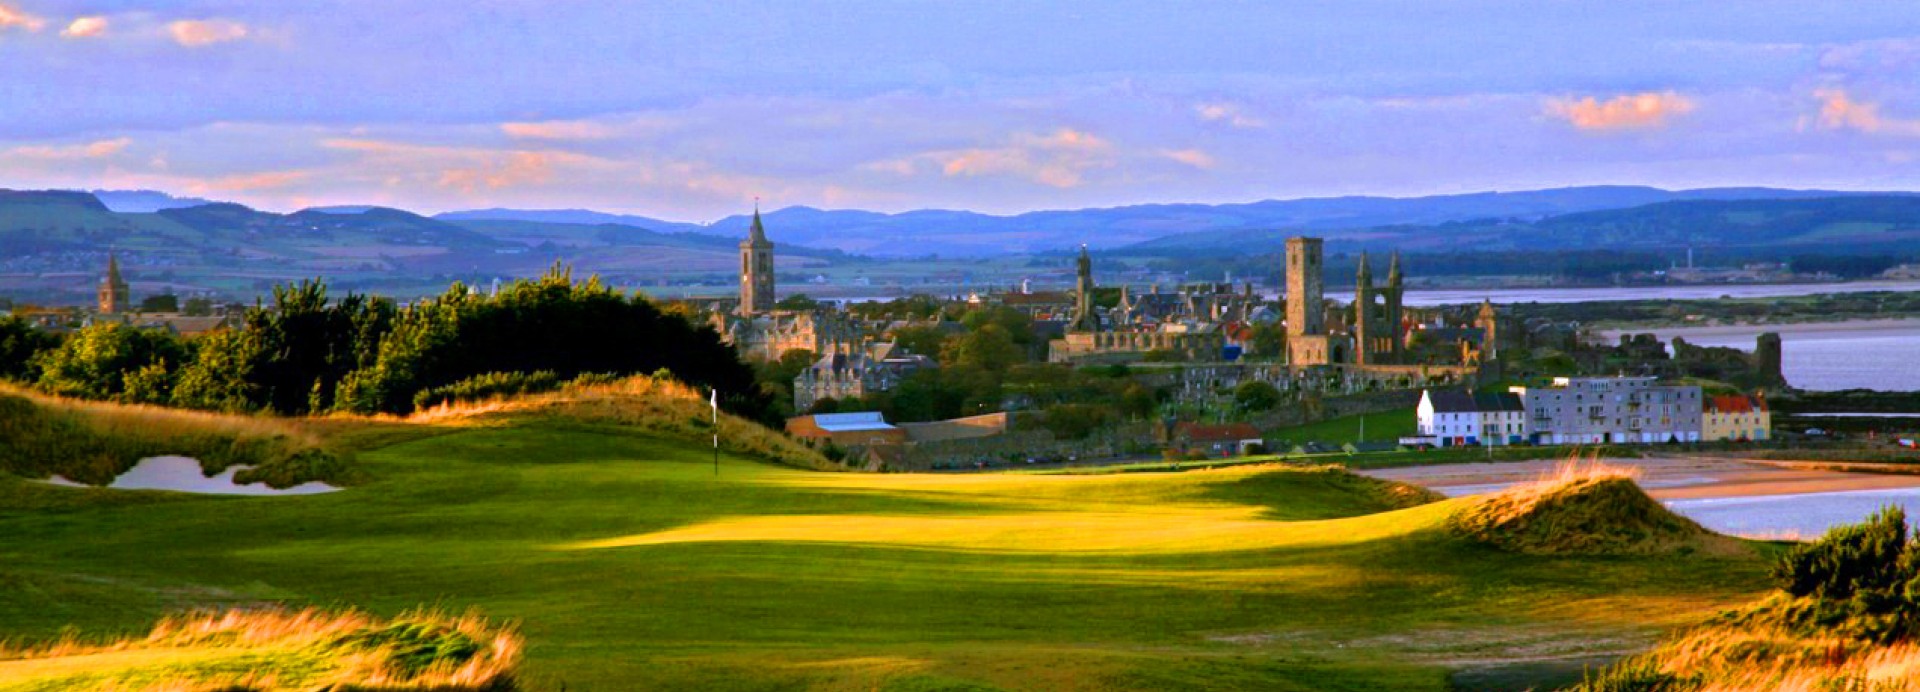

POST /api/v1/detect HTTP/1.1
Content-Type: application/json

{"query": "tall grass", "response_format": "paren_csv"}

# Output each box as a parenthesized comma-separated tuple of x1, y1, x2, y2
(0, 382, 351, 487)
(0, 607, 520, 691)
(400, 374, 838, 471)
(1449, 455, 1734, 556)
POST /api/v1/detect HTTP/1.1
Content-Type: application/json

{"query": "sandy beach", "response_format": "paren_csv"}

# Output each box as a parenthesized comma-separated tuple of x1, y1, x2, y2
(1363, 455, 1920, 501)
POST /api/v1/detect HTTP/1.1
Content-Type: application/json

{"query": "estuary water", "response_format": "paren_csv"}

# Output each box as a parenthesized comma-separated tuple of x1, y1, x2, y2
(1666, 487, 1920, 539)
(1604, 320, 1920, 392)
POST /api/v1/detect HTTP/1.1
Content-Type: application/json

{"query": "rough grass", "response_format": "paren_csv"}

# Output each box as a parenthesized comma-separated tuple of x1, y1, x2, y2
(1449, 459, 1742, 556)
(393, 374, 837, 470)
(0, 608, 519, 691)
(1575, 596, 1920, 691)
(0, 383, 351, 488)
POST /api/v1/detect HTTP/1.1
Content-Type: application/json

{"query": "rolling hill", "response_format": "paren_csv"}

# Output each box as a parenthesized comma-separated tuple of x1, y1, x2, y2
(1127, 196, 1920, 256)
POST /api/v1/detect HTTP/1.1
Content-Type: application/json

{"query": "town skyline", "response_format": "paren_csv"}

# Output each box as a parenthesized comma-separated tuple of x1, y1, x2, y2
(3, 2, 1920, 219)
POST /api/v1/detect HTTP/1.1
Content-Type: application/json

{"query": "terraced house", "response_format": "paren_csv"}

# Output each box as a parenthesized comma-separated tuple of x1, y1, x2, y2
(1511, 376, 1703, 445)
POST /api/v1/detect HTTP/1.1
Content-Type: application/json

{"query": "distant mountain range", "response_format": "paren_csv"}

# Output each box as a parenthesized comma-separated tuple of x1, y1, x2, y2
(440, 186, 1920, 257)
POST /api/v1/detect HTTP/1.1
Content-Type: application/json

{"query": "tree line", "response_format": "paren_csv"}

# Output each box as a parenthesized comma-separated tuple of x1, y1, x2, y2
(0, 266, 772, 421)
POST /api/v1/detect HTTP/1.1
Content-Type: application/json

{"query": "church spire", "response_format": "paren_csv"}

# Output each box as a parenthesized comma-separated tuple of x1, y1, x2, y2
(1356, 251, 1372, 286)
(1387, 250, 1402, 286)
(747, 199, 768, 245)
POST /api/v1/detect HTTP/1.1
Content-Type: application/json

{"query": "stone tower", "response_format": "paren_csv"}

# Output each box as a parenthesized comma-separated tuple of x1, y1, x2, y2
(1353, 252, 1374, 366)
(1754, 332, 1785, 389)
(1068, 244, 1101, 332)
(98, 253, 129, 314)
(1284, 236, 1331, 366)
(1385, 251, 1405, 359)
(1476, 299, 1499, 361)
(1284, 237, 1324, 338)
(738, 205, 775, 315)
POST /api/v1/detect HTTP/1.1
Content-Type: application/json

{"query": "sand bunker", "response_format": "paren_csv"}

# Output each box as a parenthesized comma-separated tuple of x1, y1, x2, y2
(44, 456, 339, 496)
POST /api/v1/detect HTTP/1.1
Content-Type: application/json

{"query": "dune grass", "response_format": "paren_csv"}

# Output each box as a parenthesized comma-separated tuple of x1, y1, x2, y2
(0, 608, 519, 691)
(0, 417, 1778, 690)
(0, 383, 350, 488)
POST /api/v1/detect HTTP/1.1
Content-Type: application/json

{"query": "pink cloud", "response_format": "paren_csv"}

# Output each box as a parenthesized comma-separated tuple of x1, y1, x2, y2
(1547, 91, 1695, 130)
(189, 170, 312, 193)
(874, 128, 1117, 188)
(6, 137, 131, 160)
(0, 2, 44, 32)
(1160, 148, 1216, 169)
(1811, 88, 1920, 137)
(168, 19, 248, 47)
(60, 16, 106, 38)
(1194, 102, 1266, 129)
(500, 120, 615, 140)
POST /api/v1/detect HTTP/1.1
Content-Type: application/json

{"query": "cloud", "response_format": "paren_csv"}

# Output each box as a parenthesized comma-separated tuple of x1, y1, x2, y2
(499, 120, 619, 140)
(0, 2, 44, 32)
(1809, 89, 1920, 137)
(873, 128, 1117, 188)
(1546, 91, 1695, 130)
(1159, 148, 1216, 169)
(1194, 102, 1267, 129)
(6, 137, 131, 160)
(60, 16, 106, 38)
(168, 19, 248, 47)
(185, 170, 311, 193)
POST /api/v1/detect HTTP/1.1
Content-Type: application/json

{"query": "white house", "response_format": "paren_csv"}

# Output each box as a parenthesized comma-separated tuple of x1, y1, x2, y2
(1414, 389, 1526, 447)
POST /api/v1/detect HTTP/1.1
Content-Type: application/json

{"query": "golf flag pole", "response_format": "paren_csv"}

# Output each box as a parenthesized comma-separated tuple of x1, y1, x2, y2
(710, 388, 720, 476)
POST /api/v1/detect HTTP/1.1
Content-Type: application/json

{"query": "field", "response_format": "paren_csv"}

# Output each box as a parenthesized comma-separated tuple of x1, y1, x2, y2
(0, 405, 1777, 690)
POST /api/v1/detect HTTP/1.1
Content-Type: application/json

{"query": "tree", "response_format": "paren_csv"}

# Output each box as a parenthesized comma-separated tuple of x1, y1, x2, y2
(139, 294, 180, 313)
(0, 316, 59, 382)
(1043, 403, 1114, 440)
(32, 323, 187, 401)
(1120, 383, 1159, 420)
(890, 325, 951, 361)
(943, 324, 1023, 373)
(1234, 380, 1282, 412)
(774, 294, 821, 311)
(183, 296, 215, 316)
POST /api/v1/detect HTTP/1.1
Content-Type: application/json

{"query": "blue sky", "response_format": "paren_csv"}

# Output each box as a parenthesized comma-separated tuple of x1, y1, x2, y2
(2, 1, 1919, 220)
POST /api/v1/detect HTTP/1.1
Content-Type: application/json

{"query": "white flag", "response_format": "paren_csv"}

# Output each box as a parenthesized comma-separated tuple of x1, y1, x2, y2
(710, 388, 719, 411)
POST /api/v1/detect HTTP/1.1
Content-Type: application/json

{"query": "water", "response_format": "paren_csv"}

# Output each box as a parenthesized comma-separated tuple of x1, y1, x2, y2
(43, 456, 339, 495)
(1324, 279, 1920, 308)
(1666, 487, 1920, 538)
(1608, 321, 1920, 392)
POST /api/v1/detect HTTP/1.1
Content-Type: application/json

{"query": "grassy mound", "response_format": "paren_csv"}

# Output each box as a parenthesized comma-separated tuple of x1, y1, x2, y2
(0, 608, 519, 691)
(400, 374, 838, 470)
(1450, 462, 1734, 556)
(0, 384, 352, 488)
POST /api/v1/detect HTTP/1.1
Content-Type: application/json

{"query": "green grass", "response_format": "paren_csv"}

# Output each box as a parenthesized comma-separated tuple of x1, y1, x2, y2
(0, 420, 1772, 690)
(1266, 408, 1417, 445)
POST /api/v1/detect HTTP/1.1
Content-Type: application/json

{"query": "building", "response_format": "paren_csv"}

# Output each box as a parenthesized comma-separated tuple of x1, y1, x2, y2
(1066, 244, 1101, 333)
(98, 254, 130, 314)
(791, 342, 936, 412)
(1170, 422, 1265, 456)
(1510, 376, 1703, 445)
(1351, 251, 1406, 366)
(738, 206, 775, 315)
(714, 207, 866, 361)
(784, 411, 909, 448)
(1284, 237, 1336, 366)
(1414, 389, 1525, 447)
(1703, 394, 1770, 442)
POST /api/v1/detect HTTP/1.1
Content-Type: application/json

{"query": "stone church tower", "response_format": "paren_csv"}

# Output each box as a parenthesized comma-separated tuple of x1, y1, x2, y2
(98, 253, 130, 314)
(738, 206, 775, 315)
(1284, 236, 1331, 365)
(1068, 244, 1101, 333)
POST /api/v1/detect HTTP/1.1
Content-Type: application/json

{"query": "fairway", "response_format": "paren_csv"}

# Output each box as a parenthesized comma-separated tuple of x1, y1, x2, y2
(0, 422, 1773, 690)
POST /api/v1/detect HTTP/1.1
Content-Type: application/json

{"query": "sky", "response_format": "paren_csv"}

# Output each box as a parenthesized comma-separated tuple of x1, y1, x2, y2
(2, 1, 1919, 221)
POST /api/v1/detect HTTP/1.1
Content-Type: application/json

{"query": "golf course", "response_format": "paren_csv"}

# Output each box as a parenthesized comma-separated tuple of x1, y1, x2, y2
(0, 380, 1780, 690)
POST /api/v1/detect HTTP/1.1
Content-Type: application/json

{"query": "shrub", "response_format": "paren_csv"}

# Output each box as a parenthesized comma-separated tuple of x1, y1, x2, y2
(413, 370, 563, 410)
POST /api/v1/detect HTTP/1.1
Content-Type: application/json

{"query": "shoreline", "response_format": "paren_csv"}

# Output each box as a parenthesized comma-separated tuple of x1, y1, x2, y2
(1599, 317, 1920, 340)
(1361, 455, 1920, 501)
